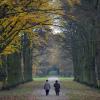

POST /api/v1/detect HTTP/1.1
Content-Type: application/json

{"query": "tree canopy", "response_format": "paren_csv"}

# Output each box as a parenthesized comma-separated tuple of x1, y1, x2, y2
(0, 0, 63, 55)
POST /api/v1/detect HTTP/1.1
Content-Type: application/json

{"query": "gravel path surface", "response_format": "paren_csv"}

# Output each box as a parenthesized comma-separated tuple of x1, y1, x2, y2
(30, 77, 69, 100)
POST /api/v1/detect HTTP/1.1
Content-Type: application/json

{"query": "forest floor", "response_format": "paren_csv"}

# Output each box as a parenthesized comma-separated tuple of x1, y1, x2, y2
(0, 77, 100, 100)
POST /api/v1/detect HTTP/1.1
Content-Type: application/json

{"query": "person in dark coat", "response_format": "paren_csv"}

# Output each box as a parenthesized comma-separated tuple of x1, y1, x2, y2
(54, 80, 60, 96)
(44, 80, 51, 96)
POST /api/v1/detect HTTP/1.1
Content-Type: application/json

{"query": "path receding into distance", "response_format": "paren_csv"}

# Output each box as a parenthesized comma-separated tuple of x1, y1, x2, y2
(30, 77, 69, 100)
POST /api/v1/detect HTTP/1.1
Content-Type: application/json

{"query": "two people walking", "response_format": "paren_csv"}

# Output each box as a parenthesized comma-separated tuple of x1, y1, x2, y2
(44, 80, 60, 96)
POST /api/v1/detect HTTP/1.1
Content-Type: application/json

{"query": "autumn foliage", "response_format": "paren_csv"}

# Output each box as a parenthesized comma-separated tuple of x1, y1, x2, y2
(0, 0, 62, 55)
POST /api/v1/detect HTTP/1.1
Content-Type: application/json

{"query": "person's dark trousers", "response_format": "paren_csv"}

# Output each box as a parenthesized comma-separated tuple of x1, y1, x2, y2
(55, 90, 59, 96)
(46, 90, 49, 96)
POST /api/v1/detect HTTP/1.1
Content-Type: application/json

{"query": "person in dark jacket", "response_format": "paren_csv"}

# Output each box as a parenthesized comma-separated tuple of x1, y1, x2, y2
(54, 80, 60, 96)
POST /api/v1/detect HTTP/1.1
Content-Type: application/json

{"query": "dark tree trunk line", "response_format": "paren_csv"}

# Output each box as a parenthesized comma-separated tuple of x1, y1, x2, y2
(0, 34, 33, 89)
(70, 0, 100, 88)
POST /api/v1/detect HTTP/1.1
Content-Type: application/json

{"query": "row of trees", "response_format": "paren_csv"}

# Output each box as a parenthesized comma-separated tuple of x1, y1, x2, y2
(0, 34, 32, 89)
(63, 0, 100, 88)
(0, 0, 62, 89)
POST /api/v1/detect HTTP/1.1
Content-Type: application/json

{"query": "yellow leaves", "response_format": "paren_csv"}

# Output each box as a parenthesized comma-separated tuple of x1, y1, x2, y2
(49, 0, 61, 9)
(73, 0, 80, 5)
(1, 44, 19, 55)
(0, 0, 14, 6)
(67, 14, 77, 21)
(0, 60, 2, 65)
(11, 35, 21, 45)
(67, 0, 80, 7)
(0, 35, 4, 41)
(0, 0, 64, 55)
(26, 28, 47, 48)
(1, 34, 21, 55)
(30, 32, 42, 46)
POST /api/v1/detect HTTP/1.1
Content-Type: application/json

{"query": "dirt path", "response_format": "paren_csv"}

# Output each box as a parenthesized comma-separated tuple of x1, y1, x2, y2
(30, 77, 69, 100)
(0, 77, 100, 100)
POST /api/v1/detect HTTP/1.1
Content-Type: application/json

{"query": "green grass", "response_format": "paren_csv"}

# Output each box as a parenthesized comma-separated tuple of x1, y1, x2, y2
(33, 77, 48, 81)
(61, 80, 100, 100)
(0, 82, 34, 96)
(0, 80, 44, 96)
(59, 77, 74, 81)
(33, 76, 74, 81)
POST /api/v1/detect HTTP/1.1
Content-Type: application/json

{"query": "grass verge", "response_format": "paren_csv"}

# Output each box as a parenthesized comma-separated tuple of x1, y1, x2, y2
(61, 80, 100, 100)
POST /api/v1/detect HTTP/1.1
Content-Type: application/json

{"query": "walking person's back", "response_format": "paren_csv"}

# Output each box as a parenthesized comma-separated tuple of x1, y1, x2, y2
(44, 80, 51, 96)
(54, 80, 60, 96)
